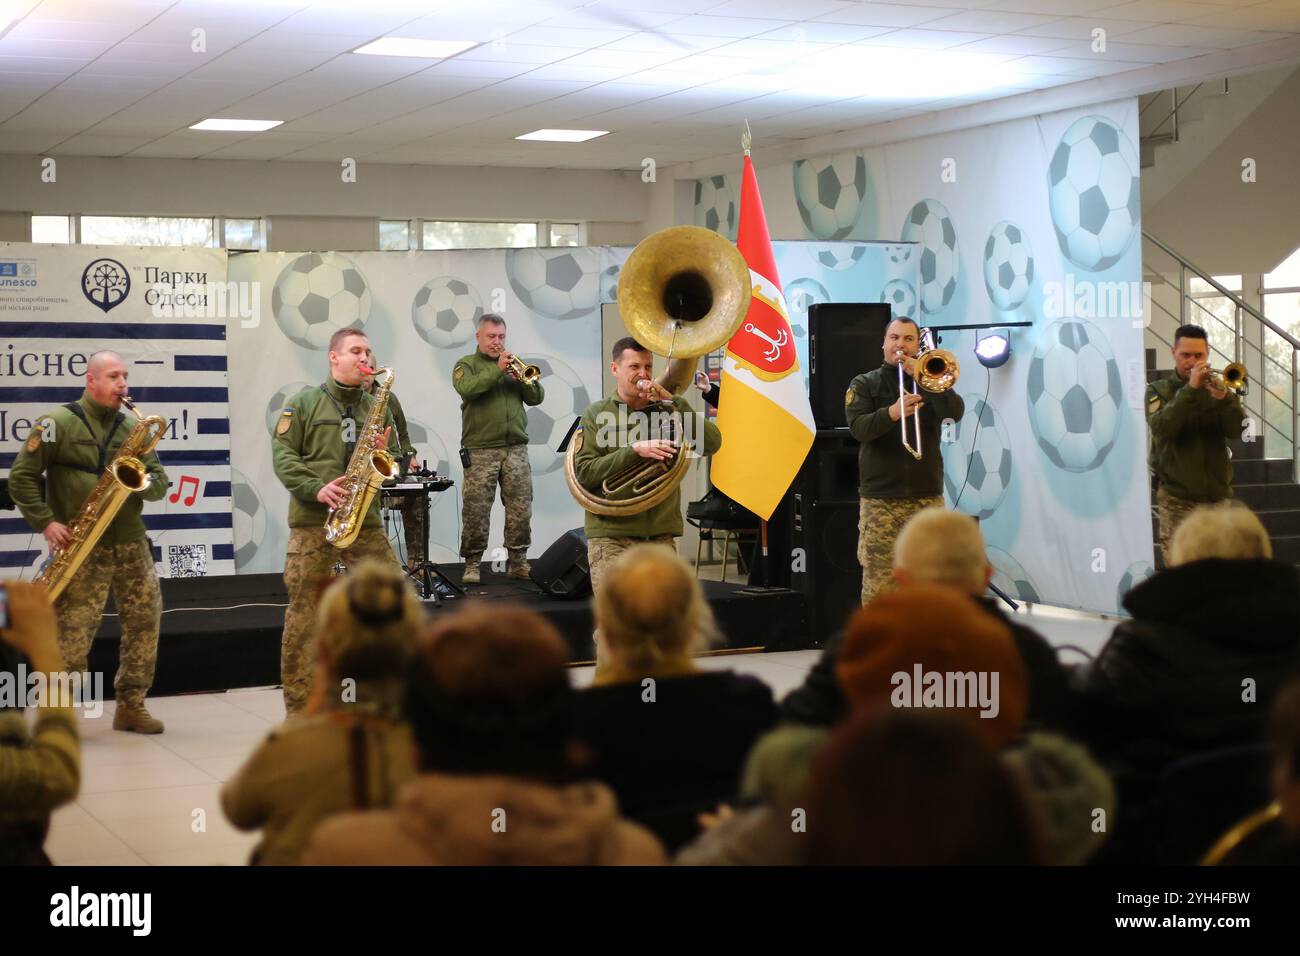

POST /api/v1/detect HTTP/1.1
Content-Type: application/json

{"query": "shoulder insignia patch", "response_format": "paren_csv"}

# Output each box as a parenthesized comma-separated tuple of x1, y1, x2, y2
(24, 424, 44, 454)
(844, 386, 855, 407)
(453, 365, 465, 382)
(275, 408, 294, 436)
(1147, 393, 1162, 414)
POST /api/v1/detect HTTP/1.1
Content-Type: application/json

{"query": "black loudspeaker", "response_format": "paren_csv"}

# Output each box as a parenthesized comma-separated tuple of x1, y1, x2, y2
(787, 430, 863, 642)
(808, 302, 892, 429)
(530, 528, 591, 599)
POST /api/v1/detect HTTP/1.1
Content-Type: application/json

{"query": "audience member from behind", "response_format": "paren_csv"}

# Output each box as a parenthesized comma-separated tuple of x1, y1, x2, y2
(806, 709, 1044, 865)
(1076, 503, 1300, 767)
(1207, 681, 1300, 865)
(835, 585, 1028, 749)
(781, 510, 1072, 732)
(573, 545, 777, 851)
(304, 605, 666, 865)
(0, 582, 80, 865)
(222, 562, 421, 865)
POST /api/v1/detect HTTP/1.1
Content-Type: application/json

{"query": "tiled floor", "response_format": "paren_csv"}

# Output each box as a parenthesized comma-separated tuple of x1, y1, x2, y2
(44, 608, 1112, 866)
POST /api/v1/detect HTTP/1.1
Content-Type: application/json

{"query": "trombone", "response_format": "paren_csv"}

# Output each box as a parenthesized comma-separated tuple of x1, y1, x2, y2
(505, 354, 541, 385)
(1207, 362, 1248, 394)
(898, 328, 960, 460)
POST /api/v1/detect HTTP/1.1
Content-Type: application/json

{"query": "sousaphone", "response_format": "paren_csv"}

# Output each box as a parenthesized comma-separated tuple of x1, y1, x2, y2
(563, 226, 752, 517)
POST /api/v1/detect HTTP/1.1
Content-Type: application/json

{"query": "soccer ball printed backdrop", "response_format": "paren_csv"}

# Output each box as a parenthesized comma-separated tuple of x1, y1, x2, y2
(229, 249, 605, 574)
(697, 97, 1148, 613)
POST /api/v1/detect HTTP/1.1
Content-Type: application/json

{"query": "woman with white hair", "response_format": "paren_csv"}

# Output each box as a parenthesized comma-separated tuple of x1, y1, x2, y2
(1077, 502, 1300, 822)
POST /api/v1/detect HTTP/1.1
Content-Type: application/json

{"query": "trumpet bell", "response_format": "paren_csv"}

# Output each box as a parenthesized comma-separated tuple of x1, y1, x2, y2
(916, 348, 960, 393)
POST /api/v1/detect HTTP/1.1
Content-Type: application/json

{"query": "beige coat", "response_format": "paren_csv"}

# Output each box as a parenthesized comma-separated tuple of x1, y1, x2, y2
(221, 712, 416, 866)
(303, 773, 667, 866)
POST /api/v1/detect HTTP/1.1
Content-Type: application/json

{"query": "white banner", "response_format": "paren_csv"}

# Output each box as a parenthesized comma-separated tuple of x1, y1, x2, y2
(0, 242, 234, 579)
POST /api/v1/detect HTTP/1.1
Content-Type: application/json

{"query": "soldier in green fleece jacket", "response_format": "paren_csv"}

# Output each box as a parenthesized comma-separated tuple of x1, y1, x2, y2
(574, 336, 721, 595)
(271, 327, 400, 718)
(8, 350, 169, 734)
(1146, 324, 1247, 564)
(452, 314, 543, 585)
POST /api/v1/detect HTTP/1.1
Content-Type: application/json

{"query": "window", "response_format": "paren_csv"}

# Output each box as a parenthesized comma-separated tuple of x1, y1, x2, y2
(422, 221, 537, 250)
(224, 218, 263, 250)
(80, 216, 216, 247)
(549, 222, 581, 247)
(31, 215, 72, 243)
(379, 220, 412, 251)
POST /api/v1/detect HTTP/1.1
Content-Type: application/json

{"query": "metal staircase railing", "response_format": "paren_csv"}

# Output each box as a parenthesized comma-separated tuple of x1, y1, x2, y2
(1141, 231, 1300, 476)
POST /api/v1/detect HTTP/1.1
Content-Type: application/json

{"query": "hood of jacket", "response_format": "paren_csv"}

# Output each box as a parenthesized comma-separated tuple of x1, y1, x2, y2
(389, 773, 633, 865)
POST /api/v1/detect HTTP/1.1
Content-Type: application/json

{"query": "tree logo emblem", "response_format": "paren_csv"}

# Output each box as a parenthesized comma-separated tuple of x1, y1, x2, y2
(81, 258, 131, 312)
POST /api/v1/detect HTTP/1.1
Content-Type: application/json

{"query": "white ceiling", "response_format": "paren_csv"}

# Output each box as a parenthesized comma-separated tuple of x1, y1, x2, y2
(0, 0, 1298, 169)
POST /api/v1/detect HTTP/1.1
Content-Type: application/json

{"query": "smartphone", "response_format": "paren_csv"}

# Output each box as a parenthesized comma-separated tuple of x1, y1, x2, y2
(459, 448, 470, 469)
(0, 582, 8, 629)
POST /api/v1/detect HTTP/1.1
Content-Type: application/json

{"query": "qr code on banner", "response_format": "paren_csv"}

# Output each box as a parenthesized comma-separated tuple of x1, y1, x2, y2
(167, 544, 208, 578)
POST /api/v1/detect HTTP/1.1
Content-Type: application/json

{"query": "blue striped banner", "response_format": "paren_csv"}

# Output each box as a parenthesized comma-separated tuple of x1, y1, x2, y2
(0, 321, 226, 340)
(0, 517, 35, 535)
(204, 481, 231, 498)
(197, 418, 230, 435)
(0, 386, 228, 403)
(158, 450, 230, 466)
(2, 449, 231, 468)
(175, 355, 227, 371)
(143, 513, 233, 531)
(0, 550, 39, 568)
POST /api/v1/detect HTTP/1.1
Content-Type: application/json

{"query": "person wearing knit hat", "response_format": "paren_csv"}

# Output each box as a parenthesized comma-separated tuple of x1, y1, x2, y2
(835, 584, 1028, 749)
(222, 561, 423, 865)
(1003, 732, 1117, 865)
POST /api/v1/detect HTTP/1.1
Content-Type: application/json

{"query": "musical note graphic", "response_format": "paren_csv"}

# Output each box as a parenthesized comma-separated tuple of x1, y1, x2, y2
(169, 474, 200, 506)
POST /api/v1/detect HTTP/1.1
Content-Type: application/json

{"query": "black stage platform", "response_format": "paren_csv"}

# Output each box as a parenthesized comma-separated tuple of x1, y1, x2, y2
(88, 564, 811, 699)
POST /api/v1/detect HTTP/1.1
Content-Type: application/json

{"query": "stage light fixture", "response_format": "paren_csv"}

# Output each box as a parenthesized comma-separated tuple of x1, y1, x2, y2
(975, 333, 1011, 369)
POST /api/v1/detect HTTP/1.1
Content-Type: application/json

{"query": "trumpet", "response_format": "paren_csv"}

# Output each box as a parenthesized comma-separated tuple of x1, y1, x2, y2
(504, 354, 541, 385)
(1207, 362, 1248, 394)
(898, 328, 960, 461)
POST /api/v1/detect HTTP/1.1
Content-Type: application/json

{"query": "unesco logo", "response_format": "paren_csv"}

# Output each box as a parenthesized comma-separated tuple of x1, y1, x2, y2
(81, 257, 131, 313)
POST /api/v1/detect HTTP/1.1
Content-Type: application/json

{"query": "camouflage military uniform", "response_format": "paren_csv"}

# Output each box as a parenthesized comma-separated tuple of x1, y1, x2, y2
(460, 446, 533, 568)
(1146, 372, 1243, 565)
(279, 527, 397, 717)
(453, 350, 544, 572)
(7, 392, 169, 708)
(271, 378, 401, 718)
(845, 366, 964, 606)
(587, 535, 676, 594)
(857, 496, 944, 604)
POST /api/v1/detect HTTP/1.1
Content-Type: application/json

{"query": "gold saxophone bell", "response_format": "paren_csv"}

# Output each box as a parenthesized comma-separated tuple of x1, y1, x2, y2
(564, 225, 752, 517)
(1208, 362, 1248, 393)
(505, 354, 541, 385)
(900, 329, 960, 461)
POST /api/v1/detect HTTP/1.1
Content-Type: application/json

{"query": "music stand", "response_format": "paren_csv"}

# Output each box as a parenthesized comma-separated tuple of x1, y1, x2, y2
(382, 471, 463, 605)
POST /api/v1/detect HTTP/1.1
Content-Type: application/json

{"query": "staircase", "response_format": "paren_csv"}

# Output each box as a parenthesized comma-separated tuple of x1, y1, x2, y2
(1142, 275, 1300, 572)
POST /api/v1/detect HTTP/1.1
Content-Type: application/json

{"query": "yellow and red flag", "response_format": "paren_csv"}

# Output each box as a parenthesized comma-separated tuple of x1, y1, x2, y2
(711, 151, 816, 520)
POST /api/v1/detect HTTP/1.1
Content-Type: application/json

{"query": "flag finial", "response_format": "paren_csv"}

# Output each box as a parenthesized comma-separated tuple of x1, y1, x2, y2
(742, 120, 752, 156)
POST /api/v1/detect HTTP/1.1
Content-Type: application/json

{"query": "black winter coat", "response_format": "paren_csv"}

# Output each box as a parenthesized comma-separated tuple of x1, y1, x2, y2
(1076, 558, 1300, 765)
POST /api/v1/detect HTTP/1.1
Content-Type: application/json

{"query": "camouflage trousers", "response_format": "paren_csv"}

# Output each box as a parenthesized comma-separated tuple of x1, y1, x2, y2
(386, 497, 427, 566)
(460, 444, 532, 568)
(586, 535, 676, 678)
(1156, 485, 1223, 566)
(858, 496, 945, 605)
(54, 536, 160, 709)
(281, 525, 398, 719)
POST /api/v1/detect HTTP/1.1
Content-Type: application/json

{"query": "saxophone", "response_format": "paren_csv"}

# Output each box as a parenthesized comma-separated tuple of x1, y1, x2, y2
(36, 398, 168, 602)
(324, 366, 399, 549)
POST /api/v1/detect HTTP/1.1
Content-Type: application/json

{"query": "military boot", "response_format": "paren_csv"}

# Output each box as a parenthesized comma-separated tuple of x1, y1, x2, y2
(113, 701, 165, 734)
(461, 554, 482, 585)
(506, 548, 531, 581)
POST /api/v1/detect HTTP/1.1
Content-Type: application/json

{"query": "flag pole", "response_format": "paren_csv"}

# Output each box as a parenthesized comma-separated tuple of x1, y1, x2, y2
(741, 120, 769, 586)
